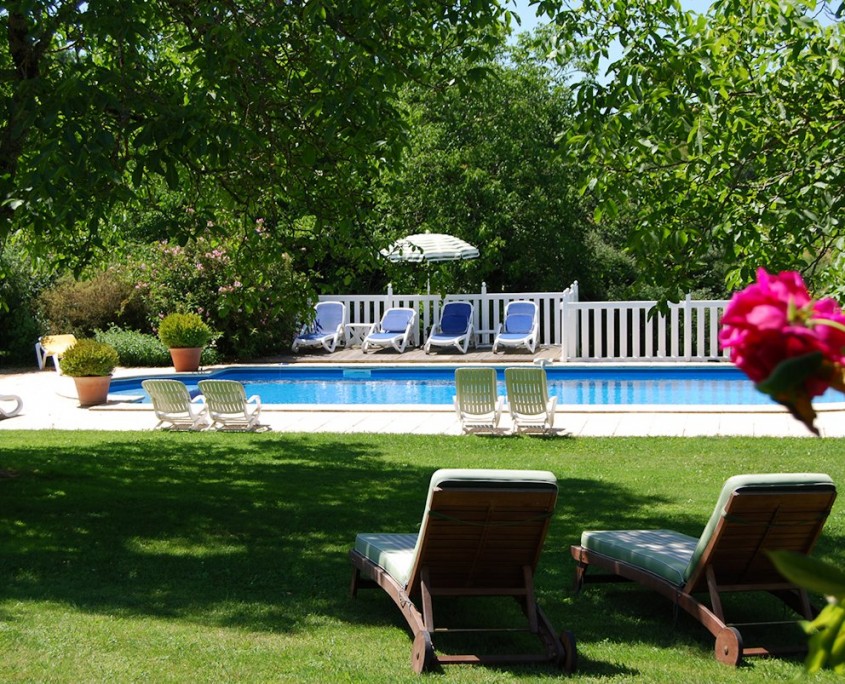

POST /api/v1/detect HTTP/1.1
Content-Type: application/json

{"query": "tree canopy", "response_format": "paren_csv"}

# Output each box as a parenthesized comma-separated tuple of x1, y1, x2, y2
(543, 0, 845, 300)
(1, 1, 513, 272)
(362, 38, 629, 298)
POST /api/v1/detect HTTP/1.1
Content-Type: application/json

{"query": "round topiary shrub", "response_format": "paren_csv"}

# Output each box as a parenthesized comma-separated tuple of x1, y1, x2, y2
(158, 313, 212, 349)
(59, 339, 120, 377)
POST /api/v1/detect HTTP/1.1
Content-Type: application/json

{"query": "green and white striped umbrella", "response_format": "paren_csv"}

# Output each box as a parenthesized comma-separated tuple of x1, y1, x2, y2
(380, 232, 479, 264)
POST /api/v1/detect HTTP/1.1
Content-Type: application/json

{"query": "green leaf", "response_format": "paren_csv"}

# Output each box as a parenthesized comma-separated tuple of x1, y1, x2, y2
(756, 352, 824, 396)
(769, 551, 845, 598)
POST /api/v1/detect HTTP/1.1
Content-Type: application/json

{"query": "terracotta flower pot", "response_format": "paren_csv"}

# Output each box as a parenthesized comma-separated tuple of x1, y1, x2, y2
(169, 347, 203, 372)
(73, 376, 112, 407)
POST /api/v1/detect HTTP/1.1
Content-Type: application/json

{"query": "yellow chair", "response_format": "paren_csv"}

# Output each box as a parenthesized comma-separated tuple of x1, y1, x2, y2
(453, 367, 504, 434)
(142, 379, 209, 430)
(34, 334, 78, 372)
(505, 367, 557, 434)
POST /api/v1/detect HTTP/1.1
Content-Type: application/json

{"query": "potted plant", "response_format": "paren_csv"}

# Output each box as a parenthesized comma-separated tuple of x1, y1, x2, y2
(158, 312, 213, 372)
(59, 339, 120, 407)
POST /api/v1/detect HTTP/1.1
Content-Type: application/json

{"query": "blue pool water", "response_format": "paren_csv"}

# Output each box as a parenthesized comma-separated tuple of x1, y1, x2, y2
(108, 365, 845, 406)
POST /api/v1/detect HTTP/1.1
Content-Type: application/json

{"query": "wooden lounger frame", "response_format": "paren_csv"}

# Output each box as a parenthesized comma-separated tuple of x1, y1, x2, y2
(350, 485, 576, 673)
(571, 486, 837, 666)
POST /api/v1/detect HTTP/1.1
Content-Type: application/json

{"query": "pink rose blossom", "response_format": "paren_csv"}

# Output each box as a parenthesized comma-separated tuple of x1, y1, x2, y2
(720, 268, 845, 398)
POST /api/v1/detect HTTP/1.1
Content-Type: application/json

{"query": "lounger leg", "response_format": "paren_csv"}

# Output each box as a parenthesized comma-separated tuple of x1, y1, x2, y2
(350, 567, 361, 597)
(522, 566, 539, 633)
(705, 566, 726, 623)
(349, 552, 434, 671)
(573, 559, 587, 593)
(412, 631, 435, 673)
(420, 568, 435, 632)
(770, 587, 815, 619)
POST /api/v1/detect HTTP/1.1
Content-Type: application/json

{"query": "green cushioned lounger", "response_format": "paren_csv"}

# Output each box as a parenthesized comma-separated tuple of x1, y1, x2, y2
(349, 468, 576, 673)
(571, 472, 837, 666)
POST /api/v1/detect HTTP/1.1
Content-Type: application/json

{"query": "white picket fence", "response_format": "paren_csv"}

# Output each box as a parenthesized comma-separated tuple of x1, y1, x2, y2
(319, 281, 730, 362)
(560, 283, 730, 362)
(319, 283, 572, 348)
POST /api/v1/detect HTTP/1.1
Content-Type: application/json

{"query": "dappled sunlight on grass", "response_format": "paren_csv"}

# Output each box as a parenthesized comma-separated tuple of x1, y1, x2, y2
(2, 431, 845, 681)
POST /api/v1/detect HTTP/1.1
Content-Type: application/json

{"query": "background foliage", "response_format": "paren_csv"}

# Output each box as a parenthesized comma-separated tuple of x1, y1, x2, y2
(2, 2, 844, 363)
(544, 0, 845, 302)
(364, 39, 630, 298)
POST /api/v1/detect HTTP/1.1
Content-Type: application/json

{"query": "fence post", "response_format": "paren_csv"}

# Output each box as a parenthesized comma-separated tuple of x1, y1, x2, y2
(559, 280, 579, 363)
(560, 299, 568, 362)
(684, 293, 692, 361)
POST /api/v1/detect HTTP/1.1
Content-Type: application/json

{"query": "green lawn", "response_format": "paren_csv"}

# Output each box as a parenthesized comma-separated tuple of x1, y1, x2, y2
(2, 431, 844, 682)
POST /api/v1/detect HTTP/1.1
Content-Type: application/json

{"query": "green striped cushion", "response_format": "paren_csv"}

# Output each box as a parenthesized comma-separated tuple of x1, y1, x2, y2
(354, 533, 418, 587)
(354, 468, 558, 588)
(580, 529, 697, 586)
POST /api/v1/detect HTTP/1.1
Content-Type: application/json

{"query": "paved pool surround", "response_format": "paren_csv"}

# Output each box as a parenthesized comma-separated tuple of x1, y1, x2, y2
(2, 360, 843, 437)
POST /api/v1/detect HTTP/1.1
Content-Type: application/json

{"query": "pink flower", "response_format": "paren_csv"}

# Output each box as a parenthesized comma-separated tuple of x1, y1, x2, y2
(720, 269, 845, 433)
(720, 269, 845, 392)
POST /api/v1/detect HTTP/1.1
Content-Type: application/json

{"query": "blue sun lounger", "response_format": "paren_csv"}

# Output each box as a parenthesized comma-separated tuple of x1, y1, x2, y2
(493, 301, 538, 354)
(292, 301, 346, 353)
(424, 301, 474, 354)
(362, 308, 416, 354)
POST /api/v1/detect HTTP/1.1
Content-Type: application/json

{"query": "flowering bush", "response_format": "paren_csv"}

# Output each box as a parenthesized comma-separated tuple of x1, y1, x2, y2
(769, 550, 845, 674)
(119, 217, 311, 359)
(719, 268, 845, 435)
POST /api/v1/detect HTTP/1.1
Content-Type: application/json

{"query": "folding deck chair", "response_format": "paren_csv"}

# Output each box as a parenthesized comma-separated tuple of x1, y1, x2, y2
(142, 379, 209, 430)
(349, 468, 576, 673)
(504, 367, 557, 434)
(570, 473, 837, 666)
(453, 367, 504, 434)
(197, 379, 262, 430)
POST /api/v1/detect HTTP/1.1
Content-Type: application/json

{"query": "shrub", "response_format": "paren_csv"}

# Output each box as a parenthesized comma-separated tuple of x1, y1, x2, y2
(158, 312, 213, 348)
(93, 326, 221, 367)
(59, 339, 120, 377)
(94, 327, 170, 367)
(0, 242, 51, 366)
(37, 271, 147, 337)
(117, 218, 311, 359)
(199, 346, 222, 366)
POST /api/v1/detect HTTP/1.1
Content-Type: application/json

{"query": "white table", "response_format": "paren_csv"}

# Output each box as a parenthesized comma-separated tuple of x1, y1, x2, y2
(473, 328, 497, 348)
(344, 323, 373, 348)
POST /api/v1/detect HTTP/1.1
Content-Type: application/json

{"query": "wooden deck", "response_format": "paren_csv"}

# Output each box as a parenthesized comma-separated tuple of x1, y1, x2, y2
(271, 344, 560, 365)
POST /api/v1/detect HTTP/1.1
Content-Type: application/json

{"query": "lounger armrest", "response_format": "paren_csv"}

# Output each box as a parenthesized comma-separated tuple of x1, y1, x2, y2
(247, 395, 261, 407)
(190, 395, 206, 405)
(548, 396, 558, 413)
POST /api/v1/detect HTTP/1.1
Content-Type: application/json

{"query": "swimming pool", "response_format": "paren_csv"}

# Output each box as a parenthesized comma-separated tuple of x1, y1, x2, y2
(108, 364, 845, 407)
